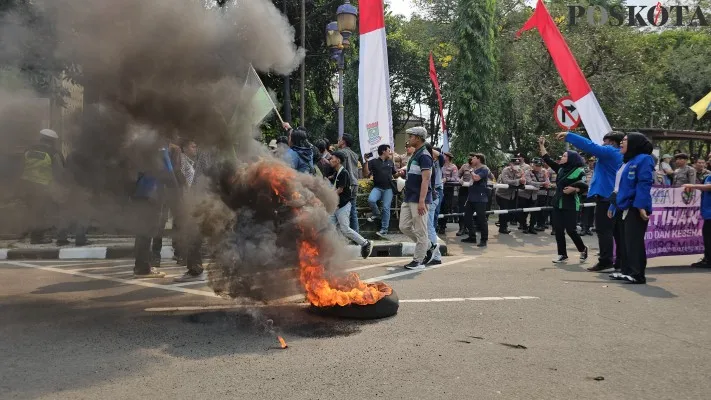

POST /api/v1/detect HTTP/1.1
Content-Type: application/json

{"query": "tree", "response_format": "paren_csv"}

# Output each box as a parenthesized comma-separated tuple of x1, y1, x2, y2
(447, 0, 499, 158)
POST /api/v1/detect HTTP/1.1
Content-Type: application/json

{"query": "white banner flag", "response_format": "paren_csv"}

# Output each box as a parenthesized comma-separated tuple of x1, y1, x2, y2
(358, 0, 393, 161)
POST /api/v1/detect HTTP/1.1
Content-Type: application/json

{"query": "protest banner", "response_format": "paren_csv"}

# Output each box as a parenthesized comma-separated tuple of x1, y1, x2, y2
(645, 185, 704, 258)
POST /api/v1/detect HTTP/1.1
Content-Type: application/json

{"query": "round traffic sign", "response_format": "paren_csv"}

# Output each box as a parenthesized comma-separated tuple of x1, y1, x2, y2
(553, 96, 581, 130)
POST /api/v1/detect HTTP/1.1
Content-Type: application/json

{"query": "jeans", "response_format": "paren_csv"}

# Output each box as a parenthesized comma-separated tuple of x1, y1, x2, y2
(399, 202, 430, 263)
(331, 202, 367, 246)
(349, 186, 359, 233)
(367, 187, 394, 231)
(427, 194, 442, 261)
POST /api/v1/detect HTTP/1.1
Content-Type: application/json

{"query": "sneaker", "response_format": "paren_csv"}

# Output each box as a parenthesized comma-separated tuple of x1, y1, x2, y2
(534, 226, 545, 232)
(456, 229, 466, 236)
(498, 229, 511, 235)
(609, 271, 624, 280)
(580, 246, 589, 263)
(360, 240, 373, 259)
(377, 230, 389, 236)
(403, 260, 426, 270)
(173, 271, 206, 283)
(427, 259, 442, 266)
(552, 255, 569, 263)
(587, 263, 613, 272)
(477, 241, 487, 248)
(622, 275, 646, 284)
(526, 227, 538, 235)
(134, 268, 166, 279)
(56, 239, 71, 246)
(461, 236, 477, 243)
(423, 242, 437, 264)
(366, 215, 378, 223)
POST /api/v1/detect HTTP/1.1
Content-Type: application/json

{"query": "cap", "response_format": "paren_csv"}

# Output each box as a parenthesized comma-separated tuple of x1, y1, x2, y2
(444, 151, 454, 159)
(268, 139, 277, 149)
(662, 154, 672, 159)
(674, 153, 689, 160)
(405, 126, 427, 139)
(40, 129, 58, 139)
(532, 158, 543, 166)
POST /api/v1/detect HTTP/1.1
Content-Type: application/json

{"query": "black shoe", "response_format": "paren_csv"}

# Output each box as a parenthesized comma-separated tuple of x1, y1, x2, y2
(498, 229, 511, 235)
(580, 246, 589, 263)
(56, 239, 71, 246)
(691, 258, 711, 268)
(361, 240, 373, 259)
(461, 236, 477, 243)
(550, 230, 556, 236)
(423, 242, 437, 264)
(456, 229, 465, 236)
(477, 241, 487, 248)
(609, 271, 624, 280)
(534, 226, 545, 231)
(75, 240, 93, 247)
(622, 275, 646, 284)
(527, 227, 538, 235)
(552, 255, 569, 263)
(403, 260, 426, 270)
(587, 262, 613, 272)
(427, 259, 442, 266)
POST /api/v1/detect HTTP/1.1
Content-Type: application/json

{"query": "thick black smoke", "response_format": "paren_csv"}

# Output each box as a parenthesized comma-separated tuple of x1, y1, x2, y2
(0, 0, 348, 301)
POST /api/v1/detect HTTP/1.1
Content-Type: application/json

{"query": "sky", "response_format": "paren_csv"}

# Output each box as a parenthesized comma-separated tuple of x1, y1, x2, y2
(386, 0, 417, 18)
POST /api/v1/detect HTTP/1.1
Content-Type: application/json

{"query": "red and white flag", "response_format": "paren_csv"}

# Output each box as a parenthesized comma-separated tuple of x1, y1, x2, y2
(516, 0, 611, 144)
(429, 52, 449, 152)
(359, 0, 394, 161)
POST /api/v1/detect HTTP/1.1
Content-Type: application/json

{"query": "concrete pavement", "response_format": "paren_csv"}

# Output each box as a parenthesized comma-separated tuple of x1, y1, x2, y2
(1, 226, 710, 399)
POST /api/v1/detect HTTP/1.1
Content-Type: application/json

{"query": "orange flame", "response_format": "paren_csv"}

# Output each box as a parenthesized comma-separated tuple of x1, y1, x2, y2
(252, 161, 393, 307)
(277, 336, 288, 349)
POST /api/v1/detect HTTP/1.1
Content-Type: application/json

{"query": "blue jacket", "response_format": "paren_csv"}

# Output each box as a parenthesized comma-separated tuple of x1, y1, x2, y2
(134, 148, 175, 199)
(609, 154, 655, 215)
(566, 133, 622, 200)
(702, 175, 711, 220)
(286, 146, 314, 174)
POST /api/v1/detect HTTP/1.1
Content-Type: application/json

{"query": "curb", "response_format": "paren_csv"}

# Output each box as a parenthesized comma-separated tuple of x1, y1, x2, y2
(0, 242, 448, 260)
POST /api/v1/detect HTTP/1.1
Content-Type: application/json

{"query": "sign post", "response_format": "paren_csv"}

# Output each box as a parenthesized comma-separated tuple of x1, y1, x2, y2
(553, 96, 581, 131)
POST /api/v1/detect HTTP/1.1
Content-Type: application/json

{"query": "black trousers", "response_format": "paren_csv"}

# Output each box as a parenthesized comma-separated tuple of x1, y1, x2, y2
(704, 219, 711, 261)
(595, 200, 616, 267)
(496, 196, 515, 230)
(465, 201, 488, 242)
(457, 186, 469, 230)
(619, 208, 649, 279)
(581, 205, 595, 230)
(439, 186, 455, 230)
(133, 199, 165, 274)
(517, 197, 533, 229)
(530, 196, 546, 228)
(552, 208, 587, 257)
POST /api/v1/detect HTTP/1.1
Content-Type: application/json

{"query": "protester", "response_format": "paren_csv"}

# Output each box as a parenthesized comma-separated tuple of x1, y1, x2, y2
(539, 137, 589, 263)
(20, 129, 65, 244)
(394, 141, 414, 169)
(672, 153, 695, 186)
(522, 158, 550, 234)
(608, 133, 654, 284)
(425, 144, 444, 264)
(337, 133, 361, 233)
(363, 144, 398, 235)
(559, 130, 624, 271)
(315, 139, 334, 178)
(693, 157, 710, 184)
(456, 153, 474, 236)
(683, 177, 711, 268)
(439, 151, 459, 233)
(282, 124, 315, 174)
(329, 151, 372, 259)
(659, 153, 674, 185)
(460, 153, 489, 247)
(495, 157, 526, 235)
(132, 144, 178, 279)
(399, 126, 435, 270)
(579, 156, 596, 236)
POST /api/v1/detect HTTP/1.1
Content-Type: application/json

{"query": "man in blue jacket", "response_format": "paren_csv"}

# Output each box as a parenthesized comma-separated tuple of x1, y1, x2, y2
(556, 130, 624, 272)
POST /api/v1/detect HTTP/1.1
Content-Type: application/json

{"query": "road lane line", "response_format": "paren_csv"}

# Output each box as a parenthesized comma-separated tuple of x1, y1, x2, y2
(2, 261, 222, 299)
(345, 258, 412, 272)
(363, 257, 476, 283)
(400, 296, 539, 303)
(66, 264, 136, 272)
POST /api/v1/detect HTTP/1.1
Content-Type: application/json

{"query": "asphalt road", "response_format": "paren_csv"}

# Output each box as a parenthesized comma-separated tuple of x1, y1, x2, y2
(2, 227, 711, 400)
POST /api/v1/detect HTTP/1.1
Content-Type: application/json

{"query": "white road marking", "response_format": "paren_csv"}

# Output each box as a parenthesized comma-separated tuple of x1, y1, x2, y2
(66, 264, 136, 272)
(400, 296, 539, 303)
(170, 280, 209, 287)
(2, 261, 222, 299)
(345, 258, 411, 272)
(505, 255, 553, 258)
(363, 257, 476, 283)
(145, 303, 310, 312)
(102, 266, 185, 276)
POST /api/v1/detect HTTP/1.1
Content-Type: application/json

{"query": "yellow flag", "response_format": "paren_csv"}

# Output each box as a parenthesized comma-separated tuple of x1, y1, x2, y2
(690, 91, 711, 120)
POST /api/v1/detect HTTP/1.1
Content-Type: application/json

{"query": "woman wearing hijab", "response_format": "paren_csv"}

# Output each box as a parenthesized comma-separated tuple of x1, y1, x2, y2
(608, 133, 654, 284)
(538, 137, 589, 263)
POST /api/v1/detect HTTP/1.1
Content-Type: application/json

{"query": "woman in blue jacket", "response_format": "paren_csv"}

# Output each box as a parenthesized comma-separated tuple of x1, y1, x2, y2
(608, 133, 654, 284)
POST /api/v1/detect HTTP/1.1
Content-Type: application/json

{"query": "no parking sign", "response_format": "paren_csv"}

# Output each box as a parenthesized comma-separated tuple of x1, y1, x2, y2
(553, 96, 581, 130)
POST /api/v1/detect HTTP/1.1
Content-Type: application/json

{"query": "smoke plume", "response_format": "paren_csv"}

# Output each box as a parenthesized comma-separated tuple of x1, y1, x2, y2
(1, 0, 349, 302)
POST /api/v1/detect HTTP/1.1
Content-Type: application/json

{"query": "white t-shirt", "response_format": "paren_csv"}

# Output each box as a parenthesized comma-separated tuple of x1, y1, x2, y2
(614, 163, 627, 193)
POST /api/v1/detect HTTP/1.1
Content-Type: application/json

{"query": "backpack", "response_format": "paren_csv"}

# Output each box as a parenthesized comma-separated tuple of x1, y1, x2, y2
(21, 149, 53, 185)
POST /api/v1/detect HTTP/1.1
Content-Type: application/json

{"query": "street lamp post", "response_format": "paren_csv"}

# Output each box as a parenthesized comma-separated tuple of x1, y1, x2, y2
(326, 0, 357, 140)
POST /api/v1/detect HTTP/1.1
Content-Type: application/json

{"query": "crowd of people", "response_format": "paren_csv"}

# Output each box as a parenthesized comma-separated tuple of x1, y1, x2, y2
(15, 122, 711, 285)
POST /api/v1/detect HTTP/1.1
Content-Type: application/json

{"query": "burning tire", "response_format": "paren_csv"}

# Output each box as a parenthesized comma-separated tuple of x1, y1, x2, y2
(309, 287, 399, 320)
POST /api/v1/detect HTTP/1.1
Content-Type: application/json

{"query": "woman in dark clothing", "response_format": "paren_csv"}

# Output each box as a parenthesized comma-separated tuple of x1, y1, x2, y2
(608, 133, 654, 284)
(538, 137, 589, 263)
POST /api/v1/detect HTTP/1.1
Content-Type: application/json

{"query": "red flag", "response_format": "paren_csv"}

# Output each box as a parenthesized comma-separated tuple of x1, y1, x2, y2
(429, 52, 447, 133)
(516, 0, 611, 144)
